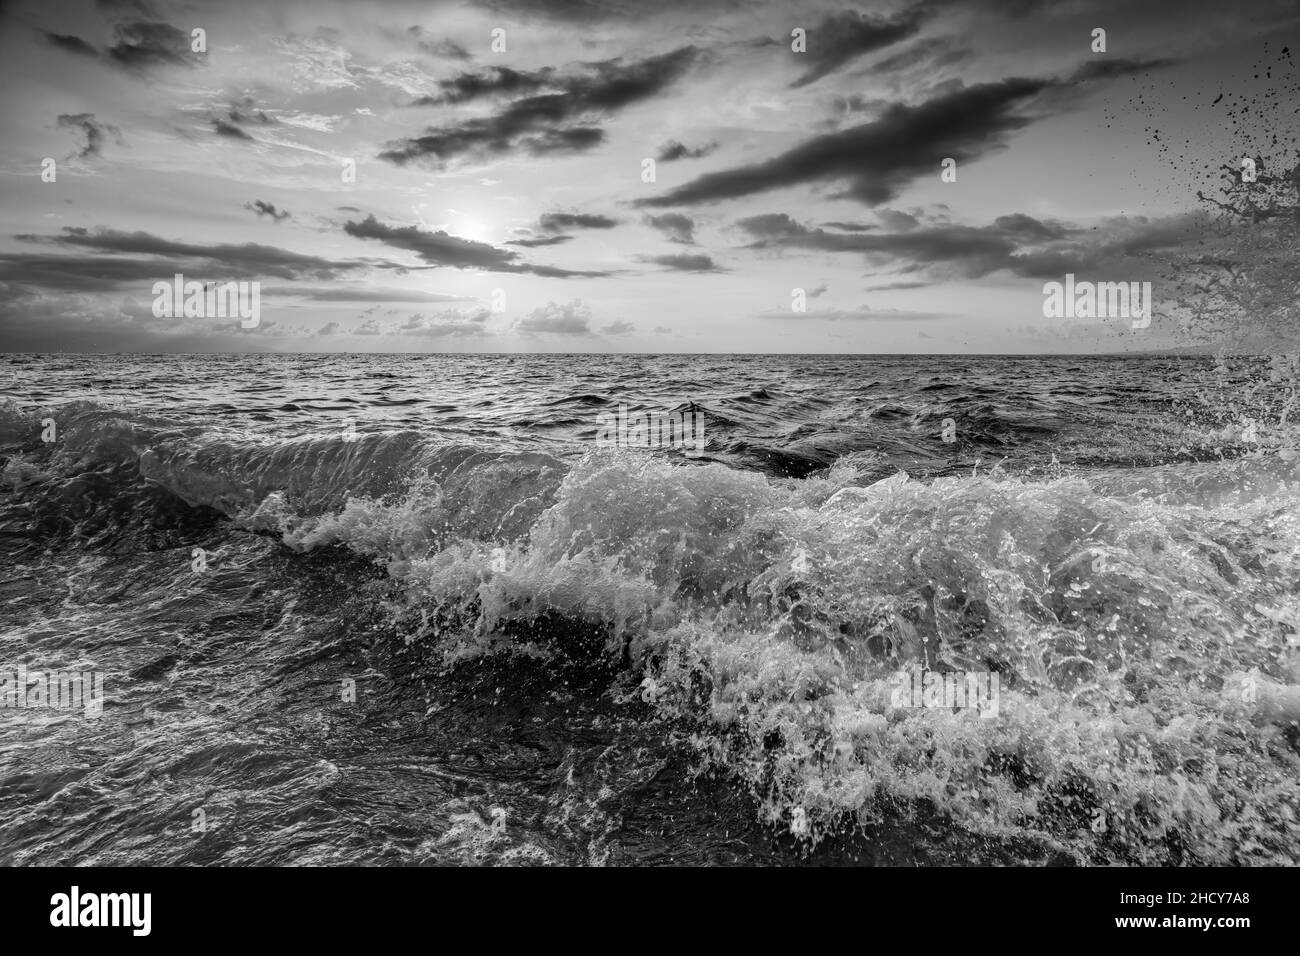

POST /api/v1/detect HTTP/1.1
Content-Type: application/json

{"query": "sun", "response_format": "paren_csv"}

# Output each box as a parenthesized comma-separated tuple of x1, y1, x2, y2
(412, 204, 495, 243)
(445, 207, 493, 243)
(454, 218, 492, 242)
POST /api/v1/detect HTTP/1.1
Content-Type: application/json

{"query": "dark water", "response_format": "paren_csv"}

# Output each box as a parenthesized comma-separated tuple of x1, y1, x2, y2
(1, 353, 1298, 865)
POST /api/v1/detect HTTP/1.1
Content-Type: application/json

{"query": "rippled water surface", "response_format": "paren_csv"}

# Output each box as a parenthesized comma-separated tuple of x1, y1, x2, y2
(2, 353, 1297, 865)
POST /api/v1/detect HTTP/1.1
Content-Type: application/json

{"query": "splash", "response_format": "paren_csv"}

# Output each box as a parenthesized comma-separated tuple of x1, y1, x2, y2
(5, 397, 1298, 863)
(325, 451, 1300, 864)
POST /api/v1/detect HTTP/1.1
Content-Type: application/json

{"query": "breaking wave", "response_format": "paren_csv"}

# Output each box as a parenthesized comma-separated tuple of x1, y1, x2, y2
(4, 398, 1298, 864)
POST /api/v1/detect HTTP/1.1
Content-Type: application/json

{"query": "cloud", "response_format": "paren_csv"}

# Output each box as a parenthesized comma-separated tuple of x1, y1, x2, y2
(758, 305, 948, 321)
(344, 215, 518, 268)
(642, 253, 721, 272)
(11, 226, 367, 284)
(735, 209, 1202, 283)
(877, 208, 921, 231)
(515, 299, 593, 334)
(657, 139, 718, 162)
(0, 253, 194, 291)
(868, 36, 972, 77)
(506, 235, 574, 247)
(601, 319, 635, 334)
(212, 100, 276, 141)
(392, 308, 492, 337)
(212, 118, 253, 140)
(380, 47, 697, 166)
(1067, 56, 1179, 83)
(39, 31, 99, 58)
(821, 221, 877, 232)
(638, 77, 1055, 208)
(262, 286, 473, 303)
(408, 27, 472, 61)
(225, 102, 275, 126)
(106, 20, 204, 72)
(539, 212, 619, 232)
(0, 285, 284, 352)
(244, 200, 291, 222)
(57, 113, 123, 159)
(644, 213, 695, 243)
(414, 65, 556, 104)
(788, 9, 926, 88)
(736, 211, 1026, 278)
(343, 214, 609, 276)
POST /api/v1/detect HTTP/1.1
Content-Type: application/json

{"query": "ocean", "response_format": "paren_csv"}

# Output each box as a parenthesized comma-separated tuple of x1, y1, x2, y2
(1, 353, 1297, 865)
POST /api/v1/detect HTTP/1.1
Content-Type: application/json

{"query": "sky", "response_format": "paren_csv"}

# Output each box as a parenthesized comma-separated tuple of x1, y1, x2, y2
(0, 0, 1296, 353)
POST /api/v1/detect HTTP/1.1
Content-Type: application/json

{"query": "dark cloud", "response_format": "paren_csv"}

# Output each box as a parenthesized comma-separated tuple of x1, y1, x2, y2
(991, 212, 1068, 241)
(39, 31, 100, 58)
(380, 47, 697, 166)
(57, 113, 123, 159)
(342, 215, 610, 277)
(601, 319, 636, 334)
(12, 226, 366, 282)
(213, 100, 275, 141)
(539, 212, 619, 231)
(414, 66, 556, 105)
(642, 253, 722, 272)
(343, 215, 519, 269)
(877, 209, 921, 231)
(106, 20, 203, 71)
(657, 139, 718, 162)
(639, 77, 1061, 208)
(212, 118, 253, 140)
(0, 253, 195, 292)
(735, 209, 1201, 283)
(1067, 56, 1180, 83)
(226, 103, 274, 126)
(869, 280, 931, 290)
(736, 211, 1026, 278)
(789, 9, 927, 88)
(644, 213, 696, 243)
(37, 14, 219, 75)
(506, 235, 574, 247)
(244, 200, 291, 222)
